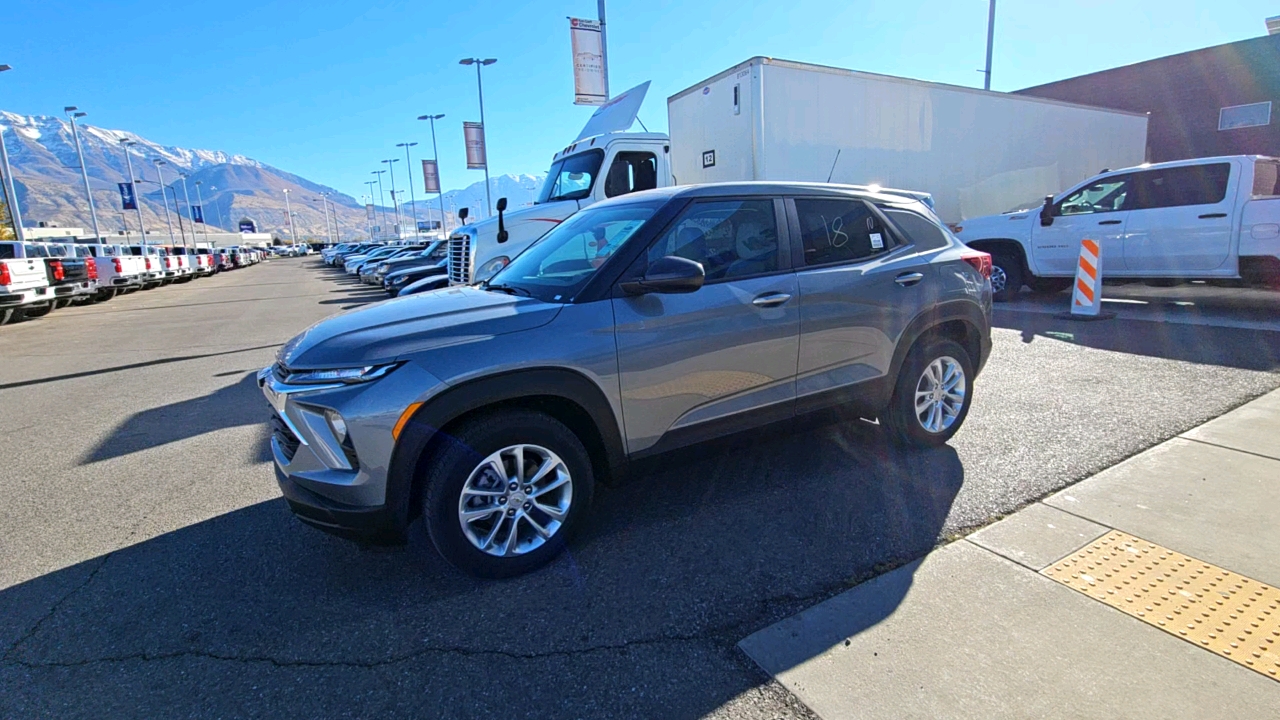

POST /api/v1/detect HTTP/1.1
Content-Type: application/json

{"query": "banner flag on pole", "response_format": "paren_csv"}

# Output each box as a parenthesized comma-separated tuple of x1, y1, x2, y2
(118, 182, 137, 210)
(569, 17, 607, 106)
(365, 203, 376, 223)
(192, 205, 204, 223)
(422, 159, 441, 194)
(463, 122, 487, 169)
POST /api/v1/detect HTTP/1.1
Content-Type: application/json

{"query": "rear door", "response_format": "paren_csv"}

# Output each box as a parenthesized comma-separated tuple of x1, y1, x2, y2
(613, 197, 799, 453)
(789, 197, 940, 410)
(1122, 162, 1236, 273)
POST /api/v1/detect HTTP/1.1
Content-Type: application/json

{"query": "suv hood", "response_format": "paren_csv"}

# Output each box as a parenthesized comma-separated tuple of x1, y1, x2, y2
(278, 285, 561, 368)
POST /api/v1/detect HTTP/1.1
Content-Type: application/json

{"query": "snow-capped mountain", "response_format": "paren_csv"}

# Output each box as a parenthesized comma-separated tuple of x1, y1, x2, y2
(0, 111, 544, 239)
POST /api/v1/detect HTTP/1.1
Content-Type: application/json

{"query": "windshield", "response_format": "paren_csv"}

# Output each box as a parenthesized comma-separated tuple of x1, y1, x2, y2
(488, 199, 661, 303)
(537, 150, 604, 204)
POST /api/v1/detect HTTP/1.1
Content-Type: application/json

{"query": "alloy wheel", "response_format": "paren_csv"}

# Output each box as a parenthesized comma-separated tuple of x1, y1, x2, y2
(990, 265, 1008, 295)
(914, 356, 966, 434)
(458, 444, 573, 557)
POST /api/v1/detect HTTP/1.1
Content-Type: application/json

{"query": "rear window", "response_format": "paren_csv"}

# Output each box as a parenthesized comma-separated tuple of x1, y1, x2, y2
(1253, 160, 1280, 197)
(883, 209, 950, 252)
(1130, 163, 1230, 209)
(24, 244, 49, 258)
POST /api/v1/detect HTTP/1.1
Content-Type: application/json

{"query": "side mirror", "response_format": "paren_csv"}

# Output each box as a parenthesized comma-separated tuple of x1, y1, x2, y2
(619, 256, 705, 295)
(496, 197, 509, 243)
(1039, 195, 1055, 227)
(458, 207, 469, 223)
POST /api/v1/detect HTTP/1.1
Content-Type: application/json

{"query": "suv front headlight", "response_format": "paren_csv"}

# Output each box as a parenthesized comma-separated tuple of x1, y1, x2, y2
(283, 362, 400, 385)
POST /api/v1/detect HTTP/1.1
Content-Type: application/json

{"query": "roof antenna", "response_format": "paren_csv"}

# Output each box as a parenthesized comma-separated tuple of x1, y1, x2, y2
(826, 149, 842, 183)
(636, 116, 650, 132)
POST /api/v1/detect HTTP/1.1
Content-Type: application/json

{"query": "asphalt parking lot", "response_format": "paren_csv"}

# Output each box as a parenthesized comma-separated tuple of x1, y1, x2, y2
(3, 259, 1279, 719)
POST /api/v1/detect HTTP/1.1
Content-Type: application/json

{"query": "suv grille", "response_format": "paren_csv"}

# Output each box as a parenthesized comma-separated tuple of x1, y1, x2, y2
(449, 235, 470, 285)
(271, 412, 301, 461)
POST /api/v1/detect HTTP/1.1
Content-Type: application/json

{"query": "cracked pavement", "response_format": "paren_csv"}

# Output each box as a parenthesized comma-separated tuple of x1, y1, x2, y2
(2, 259, 1278, 718)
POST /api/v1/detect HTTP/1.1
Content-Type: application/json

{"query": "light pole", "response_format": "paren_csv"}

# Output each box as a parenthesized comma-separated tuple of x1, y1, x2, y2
(983, 0, 996, 90)
(363, 182, 378, 238)
(316, 193, 334, 245)
(194, 180, 210, 243)
(209, 186, 226, 231)
(417, 113, 447, 235)
(0, 65, 26, 242)
(64, 107, 102, 240)
(119, 139, 148, 245)
(282, 188, 297, 242)
(459, 58, 496, 217)
(396, 142, 419, 237)
(170, 184, 188, 245)
(153, 159, 176, 242)
(179, 173, 196, 250)
(371, 170, 387, 233)
(382, 158, 401, 237)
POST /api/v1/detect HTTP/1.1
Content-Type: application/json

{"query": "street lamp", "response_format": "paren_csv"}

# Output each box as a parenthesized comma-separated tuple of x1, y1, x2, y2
(0, 64, 27, 242)
(152, 159, 176, 243)
(371, 169, 388, 233)
(282, 188, 297, 241)
(208, 186, 226, 231)
(316, 192, 334, 245)
(381, 158, 401, 237)
(64, 107, 102, 240)
(416, 113, 447, 234)
(194, 180, 210, 242)
(363, 181, 379, 238)
(396, 142, 420, 237)
(119, 139, 147, 245)
(459, 58, 496, 217)
(178, 172, 196, 251)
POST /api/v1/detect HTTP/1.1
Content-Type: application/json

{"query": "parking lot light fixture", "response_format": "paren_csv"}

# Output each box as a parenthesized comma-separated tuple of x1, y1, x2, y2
(397, 142, 420, 237)
(283, 188, 297, 241)
(119, 139, 147, 245)
(459, 58, 497, 216)
(65, 107, 102, 241)
(152, 159, 177, 243)
(0, 65, 26, 242)
(382, 158, 402, 237)
(417, 113, 447, 234)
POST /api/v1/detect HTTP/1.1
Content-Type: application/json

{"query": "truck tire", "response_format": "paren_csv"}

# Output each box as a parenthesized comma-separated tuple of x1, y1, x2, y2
(0, 308, 13, 325)
(422, 409, 595, 578)
(18, 303, 53, 319)
(990, 252, 1023, 302)
(1028, 277, 1073, 295)
(883, 338, 974, 448)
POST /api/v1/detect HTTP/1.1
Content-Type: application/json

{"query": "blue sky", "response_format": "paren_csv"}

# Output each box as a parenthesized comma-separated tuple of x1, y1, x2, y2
(2, 1, 1274, 201)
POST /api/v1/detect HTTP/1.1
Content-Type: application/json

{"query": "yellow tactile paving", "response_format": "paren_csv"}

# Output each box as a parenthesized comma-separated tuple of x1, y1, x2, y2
(1043, 530, 1280, 681)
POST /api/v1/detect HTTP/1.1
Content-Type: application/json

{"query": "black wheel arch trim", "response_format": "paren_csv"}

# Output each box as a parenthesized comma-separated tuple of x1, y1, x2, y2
(889, 299, 992, 383)
(384, 367, 626, 533)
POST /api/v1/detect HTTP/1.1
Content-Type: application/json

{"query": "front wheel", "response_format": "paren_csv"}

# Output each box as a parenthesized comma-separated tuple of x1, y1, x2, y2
(884, 338, 974, 447)
(990, 253, 1023, 302)
(422, 410, 595, 578)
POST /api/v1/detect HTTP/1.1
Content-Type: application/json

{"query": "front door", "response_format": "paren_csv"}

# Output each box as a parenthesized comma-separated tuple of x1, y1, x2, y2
(613, 198, 799, 453)
(1033, 174, 1133, 275)
(1122, 162, 1236, 273)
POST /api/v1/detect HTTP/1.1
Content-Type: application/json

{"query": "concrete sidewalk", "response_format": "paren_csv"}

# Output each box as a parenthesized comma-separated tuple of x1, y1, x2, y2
(741, 390, 1280, 719)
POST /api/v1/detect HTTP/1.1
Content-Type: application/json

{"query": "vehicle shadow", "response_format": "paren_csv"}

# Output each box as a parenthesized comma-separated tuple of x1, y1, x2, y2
(8, 414, 962, 718)
(995, 309, 1280, 371)
(78, 372, 271, 465)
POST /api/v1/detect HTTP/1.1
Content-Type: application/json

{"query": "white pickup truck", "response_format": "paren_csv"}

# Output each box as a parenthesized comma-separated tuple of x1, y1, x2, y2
(954, 155, 1280, 300)
(76, 243, 148, 297)
(126, 245, 173, 287)
(0, 241, 54, 324)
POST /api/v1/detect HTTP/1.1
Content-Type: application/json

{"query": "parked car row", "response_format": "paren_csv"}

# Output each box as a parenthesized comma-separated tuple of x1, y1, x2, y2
(268, 244, 313, 257)
(319, 240, 449, 297)
(0, 240, 267, 325)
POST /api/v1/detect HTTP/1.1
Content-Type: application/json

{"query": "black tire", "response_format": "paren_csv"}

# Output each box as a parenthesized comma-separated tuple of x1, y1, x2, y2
(990, 252, 1023, 302)
(422, 410, 595, 579)
(18, 303, 53, 319)
(0, 308, 13, 325)
(52, 298, 72, 310)
(884, 338, 975, 448)
(1027, 276, 1073, 295)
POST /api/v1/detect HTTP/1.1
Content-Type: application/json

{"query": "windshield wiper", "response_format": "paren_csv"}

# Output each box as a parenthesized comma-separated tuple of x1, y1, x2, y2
(483, 282, 530, 297)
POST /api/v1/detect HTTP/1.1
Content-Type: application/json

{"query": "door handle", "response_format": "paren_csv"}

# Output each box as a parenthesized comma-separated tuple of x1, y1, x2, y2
(894, 272, 925, 287)
(1198, 213, 1227, 219)
(1097, 220, 1122, 225)
(751, 292, 791, 308)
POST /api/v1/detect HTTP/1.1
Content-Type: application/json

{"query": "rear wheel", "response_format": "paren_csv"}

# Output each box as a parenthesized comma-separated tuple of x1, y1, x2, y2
(18, 303, 53, 319)
(52, 298, 72, 310)
(422, 410, 594, 578)
(0, 308, 13, 325)
(990, 252, 1023, 302)
(884, 338, 974, 447)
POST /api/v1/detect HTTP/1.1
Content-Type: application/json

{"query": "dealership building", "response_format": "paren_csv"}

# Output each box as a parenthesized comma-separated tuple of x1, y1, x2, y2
(1017, 32, 1279, 163)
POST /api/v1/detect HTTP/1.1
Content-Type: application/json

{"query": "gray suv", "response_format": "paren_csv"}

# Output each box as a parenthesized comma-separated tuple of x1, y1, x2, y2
(260, 183, 992, 577)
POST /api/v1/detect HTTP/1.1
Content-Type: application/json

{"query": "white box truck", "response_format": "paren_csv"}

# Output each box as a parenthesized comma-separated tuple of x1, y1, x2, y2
(445, 57, 1148, 287)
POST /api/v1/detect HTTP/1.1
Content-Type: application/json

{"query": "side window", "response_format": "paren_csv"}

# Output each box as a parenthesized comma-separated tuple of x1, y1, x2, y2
(794, 198, 891, 266)
(1131, 163, 1231, 210)
(0, 244, 15, 259)
(1057, 176, 1131, 215)
(647, 199, 779, 281)
(884, 209, 950, 252)
(1253, 160, 1280, 197)
(604, 152, 659, 198)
